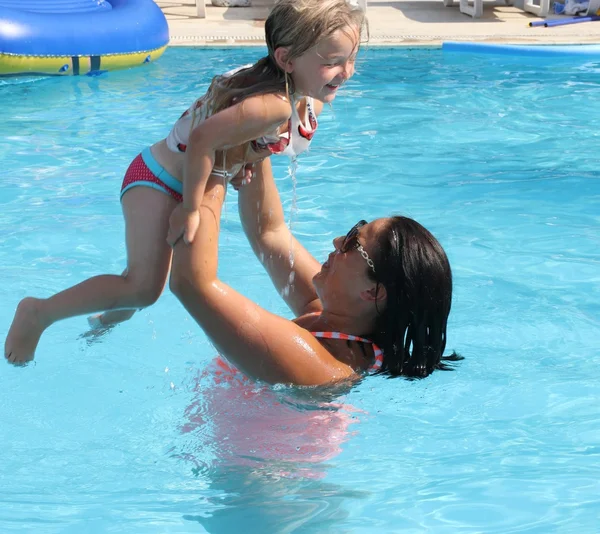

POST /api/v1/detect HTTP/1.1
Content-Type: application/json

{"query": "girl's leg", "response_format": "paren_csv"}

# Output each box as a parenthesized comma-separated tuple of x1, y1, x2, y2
(87, 269, 136, 328)
(4, 187, 178, 364)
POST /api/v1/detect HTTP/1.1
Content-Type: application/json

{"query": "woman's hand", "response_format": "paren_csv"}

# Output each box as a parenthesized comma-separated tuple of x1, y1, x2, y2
(230, 163, 255, 191)
(167, 204, 201, 246)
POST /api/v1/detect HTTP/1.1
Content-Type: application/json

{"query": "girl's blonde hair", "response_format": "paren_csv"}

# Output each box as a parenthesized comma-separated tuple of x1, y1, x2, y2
(205, 0, 367, 114)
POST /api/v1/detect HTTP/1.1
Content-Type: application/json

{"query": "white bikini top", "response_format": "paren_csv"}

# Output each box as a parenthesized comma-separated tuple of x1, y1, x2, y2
(250, 95, 317, 159)
(165, 64, 318, 180)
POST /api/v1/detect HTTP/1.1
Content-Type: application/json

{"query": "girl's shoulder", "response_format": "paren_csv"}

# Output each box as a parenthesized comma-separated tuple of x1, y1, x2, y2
(240, 92, 293, 124)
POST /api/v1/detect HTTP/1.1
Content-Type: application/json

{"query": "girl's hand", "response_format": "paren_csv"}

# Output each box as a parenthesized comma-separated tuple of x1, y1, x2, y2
(167, 204, 201, 246)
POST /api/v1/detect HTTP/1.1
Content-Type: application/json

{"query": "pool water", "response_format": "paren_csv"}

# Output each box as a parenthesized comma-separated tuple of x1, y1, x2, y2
(1, 47, 599, 533)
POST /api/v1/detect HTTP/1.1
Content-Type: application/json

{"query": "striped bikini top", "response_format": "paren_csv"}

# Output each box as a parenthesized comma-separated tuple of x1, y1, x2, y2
(307, 313, 384, 373)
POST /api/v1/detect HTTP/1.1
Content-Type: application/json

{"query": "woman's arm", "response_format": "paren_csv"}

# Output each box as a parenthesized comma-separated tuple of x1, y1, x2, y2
(238, 158, 323, 317)
(179, 93, 291, 242)
(169, 175, 353, 386)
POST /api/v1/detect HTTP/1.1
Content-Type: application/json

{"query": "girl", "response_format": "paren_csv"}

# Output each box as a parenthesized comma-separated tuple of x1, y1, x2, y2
(5, 0, 366, 364)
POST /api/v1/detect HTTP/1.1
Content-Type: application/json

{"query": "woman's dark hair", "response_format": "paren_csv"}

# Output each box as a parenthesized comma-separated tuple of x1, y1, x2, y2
(370, 216, 463, 378)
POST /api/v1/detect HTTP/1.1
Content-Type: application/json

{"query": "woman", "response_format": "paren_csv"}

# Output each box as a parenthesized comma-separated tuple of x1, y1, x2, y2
(168, 159, 461, 385)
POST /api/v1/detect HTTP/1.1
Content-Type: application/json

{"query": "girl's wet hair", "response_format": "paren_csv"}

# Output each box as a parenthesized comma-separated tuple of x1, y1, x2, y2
(204, 0, 367, 115)
(370, 216, 463, 378)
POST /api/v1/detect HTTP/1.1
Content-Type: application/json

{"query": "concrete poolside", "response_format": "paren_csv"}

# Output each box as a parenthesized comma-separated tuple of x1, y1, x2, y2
(157, 0, 600, 46)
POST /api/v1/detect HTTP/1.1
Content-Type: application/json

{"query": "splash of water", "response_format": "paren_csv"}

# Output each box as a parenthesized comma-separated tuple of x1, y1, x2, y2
(221, 149, 229, 225)
(282, 157, 298, 298)
(286, 156, 299, 235)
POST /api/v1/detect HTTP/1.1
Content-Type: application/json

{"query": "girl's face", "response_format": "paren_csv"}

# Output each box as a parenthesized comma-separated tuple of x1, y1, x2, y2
(287, 25, 359, 103)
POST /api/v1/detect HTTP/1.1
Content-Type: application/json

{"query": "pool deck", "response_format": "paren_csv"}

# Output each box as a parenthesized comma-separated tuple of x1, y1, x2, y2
(157, 0, 600, 46)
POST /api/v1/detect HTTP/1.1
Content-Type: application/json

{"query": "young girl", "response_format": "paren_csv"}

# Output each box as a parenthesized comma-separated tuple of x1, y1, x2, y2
(5, 0, 365, 364)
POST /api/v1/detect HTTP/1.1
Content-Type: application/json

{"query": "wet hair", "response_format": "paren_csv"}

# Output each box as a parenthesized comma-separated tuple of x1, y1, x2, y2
(369, 216, 463, 378)
(203, 0, 367, 115)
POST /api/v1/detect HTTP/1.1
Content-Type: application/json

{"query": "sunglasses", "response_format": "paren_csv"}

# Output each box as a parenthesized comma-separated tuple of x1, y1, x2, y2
(340, 220, 376, 274)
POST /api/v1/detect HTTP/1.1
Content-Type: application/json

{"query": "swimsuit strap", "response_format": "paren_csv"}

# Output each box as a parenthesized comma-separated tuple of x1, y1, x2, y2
(304, 313, 383, 372)
(310, 331, 383, 372)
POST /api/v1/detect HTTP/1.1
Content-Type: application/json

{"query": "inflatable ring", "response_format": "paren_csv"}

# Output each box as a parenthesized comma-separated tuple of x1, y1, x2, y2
(0, 0, 169, 76)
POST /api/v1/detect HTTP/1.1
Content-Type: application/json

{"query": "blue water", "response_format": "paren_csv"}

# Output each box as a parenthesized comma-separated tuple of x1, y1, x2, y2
(1, 47, 600, 533)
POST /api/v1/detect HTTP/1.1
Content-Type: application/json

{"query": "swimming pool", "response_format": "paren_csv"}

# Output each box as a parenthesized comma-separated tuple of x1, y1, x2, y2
(1, 47, 599, 532)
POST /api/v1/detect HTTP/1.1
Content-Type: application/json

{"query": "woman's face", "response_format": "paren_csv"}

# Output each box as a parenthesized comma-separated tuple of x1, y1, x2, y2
(313, 218, 387, 305)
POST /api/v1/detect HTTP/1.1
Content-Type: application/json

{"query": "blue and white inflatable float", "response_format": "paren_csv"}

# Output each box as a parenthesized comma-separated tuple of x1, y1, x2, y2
(0, 0, 169, 76)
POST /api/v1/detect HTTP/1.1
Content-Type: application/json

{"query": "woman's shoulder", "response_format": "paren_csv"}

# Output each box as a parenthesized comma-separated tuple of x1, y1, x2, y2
(293, 312, 377, 375)
(244, 312, 357, 385)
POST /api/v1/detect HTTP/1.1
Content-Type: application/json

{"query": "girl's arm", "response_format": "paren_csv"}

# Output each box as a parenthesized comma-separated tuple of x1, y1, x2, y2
(179, 93, 291, 243)
(238, 158, 323, 317)
(169, 175, 353, 386)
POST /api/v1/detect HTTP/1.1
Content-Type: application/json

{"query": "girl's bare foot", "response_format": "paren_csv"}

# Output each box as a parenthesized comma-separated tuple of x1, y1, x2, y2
(4, 298, 49, 365)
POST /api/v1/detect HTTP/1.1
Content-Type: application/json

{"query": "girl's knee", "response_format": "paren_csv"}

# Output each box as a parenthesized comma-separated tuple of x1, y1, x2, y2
(126, 277, 164, 308)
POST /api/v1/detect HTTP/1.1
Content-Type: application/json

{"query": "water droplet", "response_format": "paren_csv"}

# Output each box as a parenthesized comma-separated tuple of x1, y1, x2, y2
(287, 157, 298, 269)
